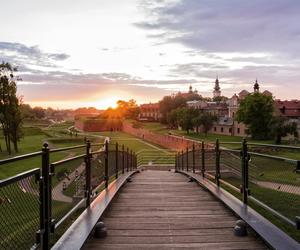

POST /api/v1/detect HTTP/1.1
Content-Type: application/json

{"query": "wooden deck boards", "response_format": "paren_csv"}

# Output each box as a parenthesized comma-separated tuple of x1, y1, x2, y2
(83, 170, 267, 250)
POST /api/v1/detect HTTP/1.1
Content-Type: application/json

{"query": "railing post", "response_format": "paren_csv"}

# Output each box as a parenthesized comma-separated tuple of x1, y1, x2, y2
(41, 143, 50, 250)
(126, 148, 129, 172)
(215, 139, 220, 186)
(175, 152, 178, 172)
(104, 140, 109, 188)
(135, 153, 137, 169)
(115, 142, 118, 179)
(186, 147, 189, 172)
(201, 141, 205, 178)
(133, 153, 136, 169)
(122, 145, 125, 174)
(130, 150, 133, 171)
(85, 140, 92, 207)
(241, 139, 250, 204)
(192, 143, 195, 173)
(181, 150, 184, 171)
(296, 160, 300, 173)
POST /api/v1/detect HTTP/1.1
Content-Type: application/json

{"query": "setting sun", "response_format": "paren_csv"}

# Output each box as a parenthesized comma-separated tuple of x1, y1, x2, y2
(94, 97, 119, 109)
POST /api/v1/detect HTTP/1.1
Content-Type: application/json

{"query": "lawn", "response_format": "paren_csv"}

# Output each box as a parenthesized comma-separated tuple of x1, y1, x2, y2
(220, 176, 300, 242)
(0, 122, 104, 179)
(86, 131, 176, 166)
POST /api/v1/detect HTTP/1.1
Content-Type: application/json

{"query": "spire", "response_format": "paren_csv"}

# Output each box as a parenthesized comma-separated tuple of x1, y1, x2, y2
(214, 76, 220, 91)
(254, 78, 259, 93)
(213, 76, 221, 98)
(189, 84, 193, 93)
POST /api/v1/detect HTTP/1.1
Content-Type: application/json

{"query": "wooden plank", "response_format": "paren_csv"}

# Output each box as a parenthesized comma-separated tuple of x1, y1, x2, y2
(51, 171, 138, 250)
(83, 170, 267, 250)
(178, 170, 300, 250)
(84, 242, 267, 250)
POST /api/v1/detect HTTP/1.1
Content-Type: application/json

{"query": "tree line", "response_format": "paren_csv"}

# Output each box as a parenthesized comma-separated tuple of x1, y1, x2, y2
(0, 62, 22, 154)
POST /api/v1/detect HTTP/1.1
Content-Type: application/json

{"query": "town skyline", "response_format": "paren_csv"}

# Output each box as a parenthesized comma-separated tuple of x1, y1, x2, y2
(1, 0, 300, 109)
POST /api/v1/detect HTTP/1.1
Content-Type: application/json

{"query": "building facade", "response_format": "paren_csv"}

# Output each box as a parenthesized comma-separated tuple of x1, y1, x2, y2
(138, 103, 162, 121)
(187, 78, 277, 137)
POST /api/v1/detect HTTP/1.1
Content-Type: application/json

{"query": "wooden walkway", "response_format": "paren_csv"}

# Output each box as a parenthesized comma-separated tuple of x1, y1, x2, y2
(84, 170, 267, 250)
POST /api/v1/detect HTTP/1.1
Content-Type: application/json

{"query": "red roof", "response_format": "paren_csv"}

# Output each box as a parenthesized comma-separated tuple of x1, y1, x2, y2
(140, 103, 159, 109)
(275, 100, 300, 117)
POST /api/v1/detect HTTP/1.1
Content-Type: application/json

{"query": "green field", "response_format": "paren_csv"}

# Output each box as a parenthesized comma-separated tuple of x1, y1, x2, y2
(220, 176, 300, 242)
(86, 131, 176, 166)
(0, 122, 104, 179)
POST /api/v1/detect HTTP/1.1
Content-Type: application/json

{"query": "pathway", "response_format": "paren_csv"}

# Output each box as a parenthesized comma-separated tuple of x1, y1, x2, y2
(254, 180, 300, 196)
(83, 170, 267, 250)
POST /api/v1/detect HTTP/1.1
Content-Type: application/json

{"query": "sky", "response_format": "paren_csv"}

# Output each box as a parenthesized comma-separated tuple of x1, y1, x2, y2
(1, 0, 300, 109)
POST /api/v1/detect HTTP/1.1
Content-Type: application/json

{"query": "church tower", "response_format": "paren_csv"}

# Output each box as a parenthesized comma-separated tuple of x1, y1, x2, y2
(254, 79, 259, 93)
(189, 84, 193, 93)
(213, 77, 221, 98)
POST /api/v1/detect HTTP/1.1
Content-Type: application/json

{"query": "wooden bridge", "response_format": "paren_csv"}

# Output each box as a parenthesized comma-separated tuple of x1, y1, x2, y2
(1, 140, 300, 250)
(83, 170, 266, 250)
(51, 166, 299, 250)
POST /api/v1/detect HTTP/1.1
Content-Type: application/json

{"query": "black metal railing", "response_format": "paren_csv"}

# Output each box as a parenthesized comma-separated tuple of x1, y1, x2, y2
(0, 140, 137, 250)
(176, 139, 300, 232)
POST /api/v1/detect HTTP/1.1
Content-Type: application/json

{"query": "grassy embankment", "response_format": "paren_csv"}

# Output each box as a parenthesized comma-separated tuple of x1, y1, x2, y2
(85, 131, 175, 166)
(0, 121, 103, 179)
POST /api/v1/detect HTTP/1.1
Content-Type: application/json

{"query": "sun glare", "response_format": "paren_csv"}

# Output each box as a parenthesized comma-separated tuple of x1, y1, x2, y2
(94, 97, 119, 109)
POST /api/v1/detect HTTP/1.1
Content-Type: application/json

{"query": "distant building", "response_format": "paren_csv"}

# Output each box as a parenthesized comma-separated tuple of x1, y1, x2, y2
(275, 100, 300, 119)
(139, 103, 162, 121)
(254, 79, 260, 93)
(213, 77, 221, 98)
(187, 79, 276, 137)
(186, 100, 207, 109)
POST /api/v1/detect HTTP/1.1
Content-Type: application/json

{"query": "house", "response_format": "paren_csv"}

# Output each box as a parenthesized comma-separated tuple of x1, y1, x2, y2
(138, 103, 162, 121)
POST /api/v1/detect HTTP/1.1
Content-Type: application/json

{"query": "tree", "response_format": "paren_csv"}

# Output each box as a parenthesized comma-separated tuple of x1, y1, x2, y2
(32, 106, 46, 119)
(20, 104, 35, 120)
(159, 94, 186, 123)
(236, 93, 274, 140)
(116, 99, 139, 119)
(0, 62, 22, 153)
(166, 109, 179, 128)
(176, 107, 199, 134)
(198, 112, 218, 136)
(192, 115, 202, 134)
(270, 116, 299, 144)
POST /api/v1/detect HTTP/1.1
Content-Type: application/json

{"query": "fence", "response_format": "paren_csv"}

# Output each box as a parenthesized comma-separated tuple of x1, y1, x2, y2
(0, 141, 137, 250)
(176, 139, 300, 233)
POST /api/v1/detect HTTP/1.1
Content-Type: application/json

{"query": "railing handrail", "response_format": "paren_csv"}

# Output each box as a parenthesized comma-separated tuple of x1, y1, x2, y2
(49, 144, 86, 153)
(0, 168, 40, 188)
(247, 142, 300, 150)
(248, 151, 299, 163)
(0, 151, 42, 165)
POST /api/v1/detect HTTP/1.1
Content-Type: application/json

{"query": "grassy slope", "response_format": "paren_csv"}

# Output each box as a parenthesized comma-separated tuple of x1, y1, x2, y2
(0, 121, 104, 179)
(221, 176, 300, 242)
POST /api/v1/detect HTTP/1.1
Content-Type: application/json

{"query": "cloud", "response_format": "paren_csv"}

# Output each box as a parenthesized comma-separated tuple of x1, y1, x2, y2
(136, 0, 300, 55)
(0, 41, 70, 68)
(17, 68, 196, 103)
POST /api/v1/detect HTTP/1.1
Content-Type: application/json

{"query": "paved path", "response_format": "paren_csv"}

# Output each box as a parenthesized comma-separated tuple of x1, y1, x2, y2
(84, 170, 267, 250)
(254, 180, 300, 196)
(52, 162, 86, 203)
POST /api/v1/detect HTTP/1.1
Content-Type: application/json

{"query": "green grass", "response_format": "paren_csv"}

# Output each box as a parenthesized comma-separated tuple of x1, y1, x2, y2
(0, 184, 40, 249)
(220, 176, 300, 242)
(140, 122, 169, 135)
(87, 131, 176, 166)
